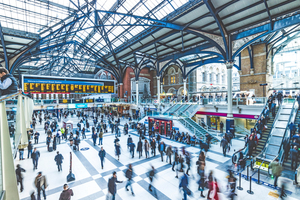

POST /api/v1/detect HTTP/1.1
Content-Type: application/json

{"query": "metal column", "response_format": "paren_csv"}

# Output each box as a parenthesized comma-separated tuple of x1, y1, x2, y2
(136, 81, 139, 106)
(226, 61, 234, 132)
(157, 76, 160, 106)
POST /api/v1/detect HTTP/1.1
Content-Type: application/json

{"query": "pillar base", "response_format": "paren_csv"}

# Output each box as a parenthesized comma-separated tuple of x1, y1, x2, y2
(226, 118, 234, 133)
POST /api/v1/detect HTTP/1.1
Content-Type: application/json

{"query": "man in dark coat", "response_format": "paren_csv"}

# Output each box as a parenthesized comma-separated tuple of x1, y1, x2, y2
(220, 136, 228, 156)
(137, 139, 143, 159)
(158, 141, 166, 162)
(54, 151, 64, 172)
(59, 184, 74, 200)
(108, 171, 123, 200)
(290, 146, 299, 170)
(129, 142, 135, 158)
(150, 138, 156, 156)
(98, 146, 106, 169)
(15, 164, 26, 192)
(31, 148, 40, 170)
(125, 164, 134, 196)
(127, 135, 133, 149)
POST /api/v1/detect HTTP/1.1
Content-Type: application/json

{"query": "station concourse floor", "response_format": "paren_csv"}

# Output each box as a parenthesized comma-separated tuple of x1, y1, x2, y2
(15, 115, 299, 200)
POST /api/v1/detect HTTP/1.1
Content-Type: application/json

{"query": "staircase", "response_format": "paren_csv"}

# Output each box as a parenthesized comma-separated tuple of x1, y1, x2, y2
(174, 104, 190, 115)
(163, 104, 180, 114)
(178, 117, 220, 143)
(253, 107, 279, 157)
(184, 104, 202, 118)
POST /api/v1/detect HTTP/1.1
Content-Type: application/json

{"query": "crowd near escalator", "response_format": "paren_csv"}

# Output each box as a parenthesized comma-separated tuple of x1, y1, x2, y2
(232, 93, 280, 166)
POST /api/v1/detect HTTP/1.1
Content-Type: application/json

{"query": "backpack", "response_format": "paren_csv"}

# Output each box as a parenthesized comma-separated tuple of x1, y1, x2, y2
(125, 169, 131, 179)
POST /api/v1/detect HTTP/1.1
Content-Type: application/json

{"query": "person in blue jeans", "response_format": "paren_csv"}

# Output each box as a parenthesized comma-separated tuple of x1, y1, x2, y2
(125, 164, 134, 196)
(19, 148, 24, 160)
(179, 173, 190, 200)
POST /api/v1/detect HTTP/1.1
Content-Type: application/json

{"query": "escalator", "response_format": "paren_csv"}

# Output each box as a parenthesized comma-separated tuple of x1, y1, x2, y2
(232, 102, 279, 165)
(255, 100, 297, 172)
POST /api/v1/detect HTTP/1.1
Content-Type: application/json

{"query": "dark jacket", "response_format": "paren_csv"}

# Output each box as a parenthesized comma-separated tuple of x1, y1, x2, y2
(290, 149, 298, 161)
(15, 166, 26, 181)
(54, 154, 64, 164)
(59, 188, 74, 200)
(158, 142, 166, 152)
(31, 151, 40, 160)
(129, 143, 135, 152)
(127, 137, 133, 145)
(98, 150, 106, 159)
(1, 74, 18, 95)
(125, 168, 133, 180)
(137, 141, 143, 152)
(108, 177, 122, 194)
(220, 138, 228, 148)
(28, 143, 33, 151)
(179, 173, 188, 188)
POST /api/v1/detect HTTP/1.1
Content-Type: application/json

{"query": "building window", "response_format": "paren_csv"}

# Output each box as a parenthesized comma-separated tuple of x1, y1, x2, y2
(202, 72, 206, 82)
(209, 73, 212, 82)
(222, 75, 225, 83)
(171, 76, 175, 84)
(216, 74, 219, 83)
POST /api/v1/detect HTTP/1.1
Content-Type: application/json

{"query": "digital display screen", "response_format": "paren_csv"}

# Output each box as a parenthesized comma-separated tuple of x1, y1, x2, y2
(23, 75, 115, 94)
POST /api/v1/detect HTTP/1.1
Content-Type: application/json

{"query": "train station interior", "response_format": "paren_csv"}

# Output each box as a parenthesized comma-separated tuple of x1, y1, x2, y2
(1, 0, 300, 200)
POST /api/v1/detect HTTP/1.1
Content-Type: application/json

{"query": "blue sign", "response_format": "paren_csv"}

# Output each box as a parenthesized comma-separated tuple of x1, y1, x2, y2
(80, 147, 89, 151)
(97, 104, 103, 107)
(76, 103, 88, 108)
(47, 106, 55, 110)
(12, 107, 17, 111)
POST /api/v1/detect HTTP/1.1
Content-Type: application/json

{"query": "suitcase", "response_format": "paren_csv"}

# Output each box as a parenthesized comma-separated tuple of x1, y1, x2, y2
(48, 147, 53, 152)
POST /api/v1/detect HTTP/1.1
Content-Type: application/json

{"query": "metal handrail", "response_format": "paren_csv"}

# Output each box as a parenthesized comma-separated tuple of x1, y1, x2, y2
(232, 146, 247, 164)
(278, 99, 298, 164)
(0, 91, 24, 103)
(295, 163, 300, 185)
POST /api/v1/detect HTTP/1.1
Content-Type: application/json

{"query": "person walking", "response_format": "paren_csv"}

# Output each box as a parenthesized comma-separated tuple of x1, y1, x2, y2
(127, 135, 133, 149)
(98, 129, 103, 145)
(115, 142, 121, 161)
(92, 131, 97, 146)
(31, 148, 40, 170)
(150, 138, 156, 156)
(59, 184, 74, 200)
(53, 135, 57, 151)
(15, 164, 26, 192)
(290, 146, 298, 170)
(166, 145, 173, 165)
(207, 170, 214, 199)
(220, 121, 224, 133)
(129, 141, 135, 158)
(125, 164, 134, 196)
(108, 171, 123, 200)
(27, 141, 33, 159)
(144, 139, 150, 158)
(172, 147, 179, 172)
(270, 158, 282, 187)
(54, 151, 64, 172)
(271, 100, 276, 118)
(34, 131, 40, 144)
(179, 172, 190, 200)
(158, 141, 166, 162)
(34, 172, 47, 200)
(137, 139, 143, 159)
(220, 136, 228, 156)
(198, 161, 206, 198)
(98, 146, 106, 169)
(185, 152, 191, 176)
(148, 166, 157, 197)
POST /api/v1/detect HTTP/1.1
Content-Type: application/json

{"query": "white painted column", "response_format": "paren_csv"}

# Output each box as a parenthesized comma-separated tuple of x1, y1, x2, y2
(136, 80, 139, 106)
(157, 76, 160, 106)
(183, 79, 187, 101)
(226, 61, 234, 132)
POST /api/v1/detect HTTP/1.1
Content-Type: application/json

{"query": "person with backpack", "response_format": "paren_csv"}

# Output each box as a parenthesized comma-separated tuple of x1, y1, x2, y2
(270, 158, 283, 187)
(125, 164, 134, 196)
(59, 184, 73, 200)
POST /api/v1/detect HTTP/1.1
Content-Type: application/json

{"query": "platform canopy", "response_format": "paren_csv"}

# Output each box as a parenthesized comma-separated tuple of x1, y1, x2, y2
(0, 0, 299, 79)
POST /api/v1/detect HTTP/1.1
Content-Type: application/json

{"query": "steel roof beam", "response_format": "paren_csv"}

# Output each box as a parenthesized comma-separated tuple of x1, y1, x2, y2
(0, 23, 8, 69)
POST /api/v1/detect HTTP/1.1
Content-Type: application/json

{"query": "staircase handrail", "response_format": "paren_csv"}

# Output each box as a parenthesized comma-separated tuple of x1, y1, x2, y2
(0, 91, 25, 103)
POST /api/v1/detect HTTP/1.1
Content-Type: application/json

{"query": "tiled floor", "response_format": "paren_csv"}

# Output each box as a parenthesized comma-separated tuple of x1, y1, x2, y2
(15, 115, 299, 200)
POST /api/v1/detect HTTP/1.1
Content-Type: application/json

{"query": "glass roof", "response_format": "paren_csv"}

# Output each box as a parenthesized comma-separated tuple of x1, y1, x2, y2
(1, 0, 189, 76)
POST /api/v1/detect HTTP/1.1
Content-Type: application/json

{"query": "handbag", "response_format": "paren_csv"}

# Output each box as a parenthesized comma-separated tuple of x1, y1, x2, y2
(106, 192, 112, 200)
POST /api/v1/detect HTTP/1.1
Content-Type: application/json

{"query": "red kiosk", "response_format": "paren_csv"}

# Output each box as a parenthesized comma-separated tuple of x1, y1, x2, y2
(148, 117, 173, 135)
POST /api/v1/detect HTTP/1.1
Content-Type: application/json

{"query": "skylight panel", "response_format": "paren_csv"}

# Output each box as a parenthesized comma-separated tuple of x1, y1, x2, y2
(133, 4, 148, 16)
(123, 0, 139, 11)
(144, 1, 157, 11)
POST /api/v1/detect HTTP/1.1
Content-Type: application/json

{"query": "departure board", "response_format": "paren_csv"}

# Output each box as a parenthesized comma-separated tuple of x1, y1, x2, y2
(22, 75, 115, 94)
